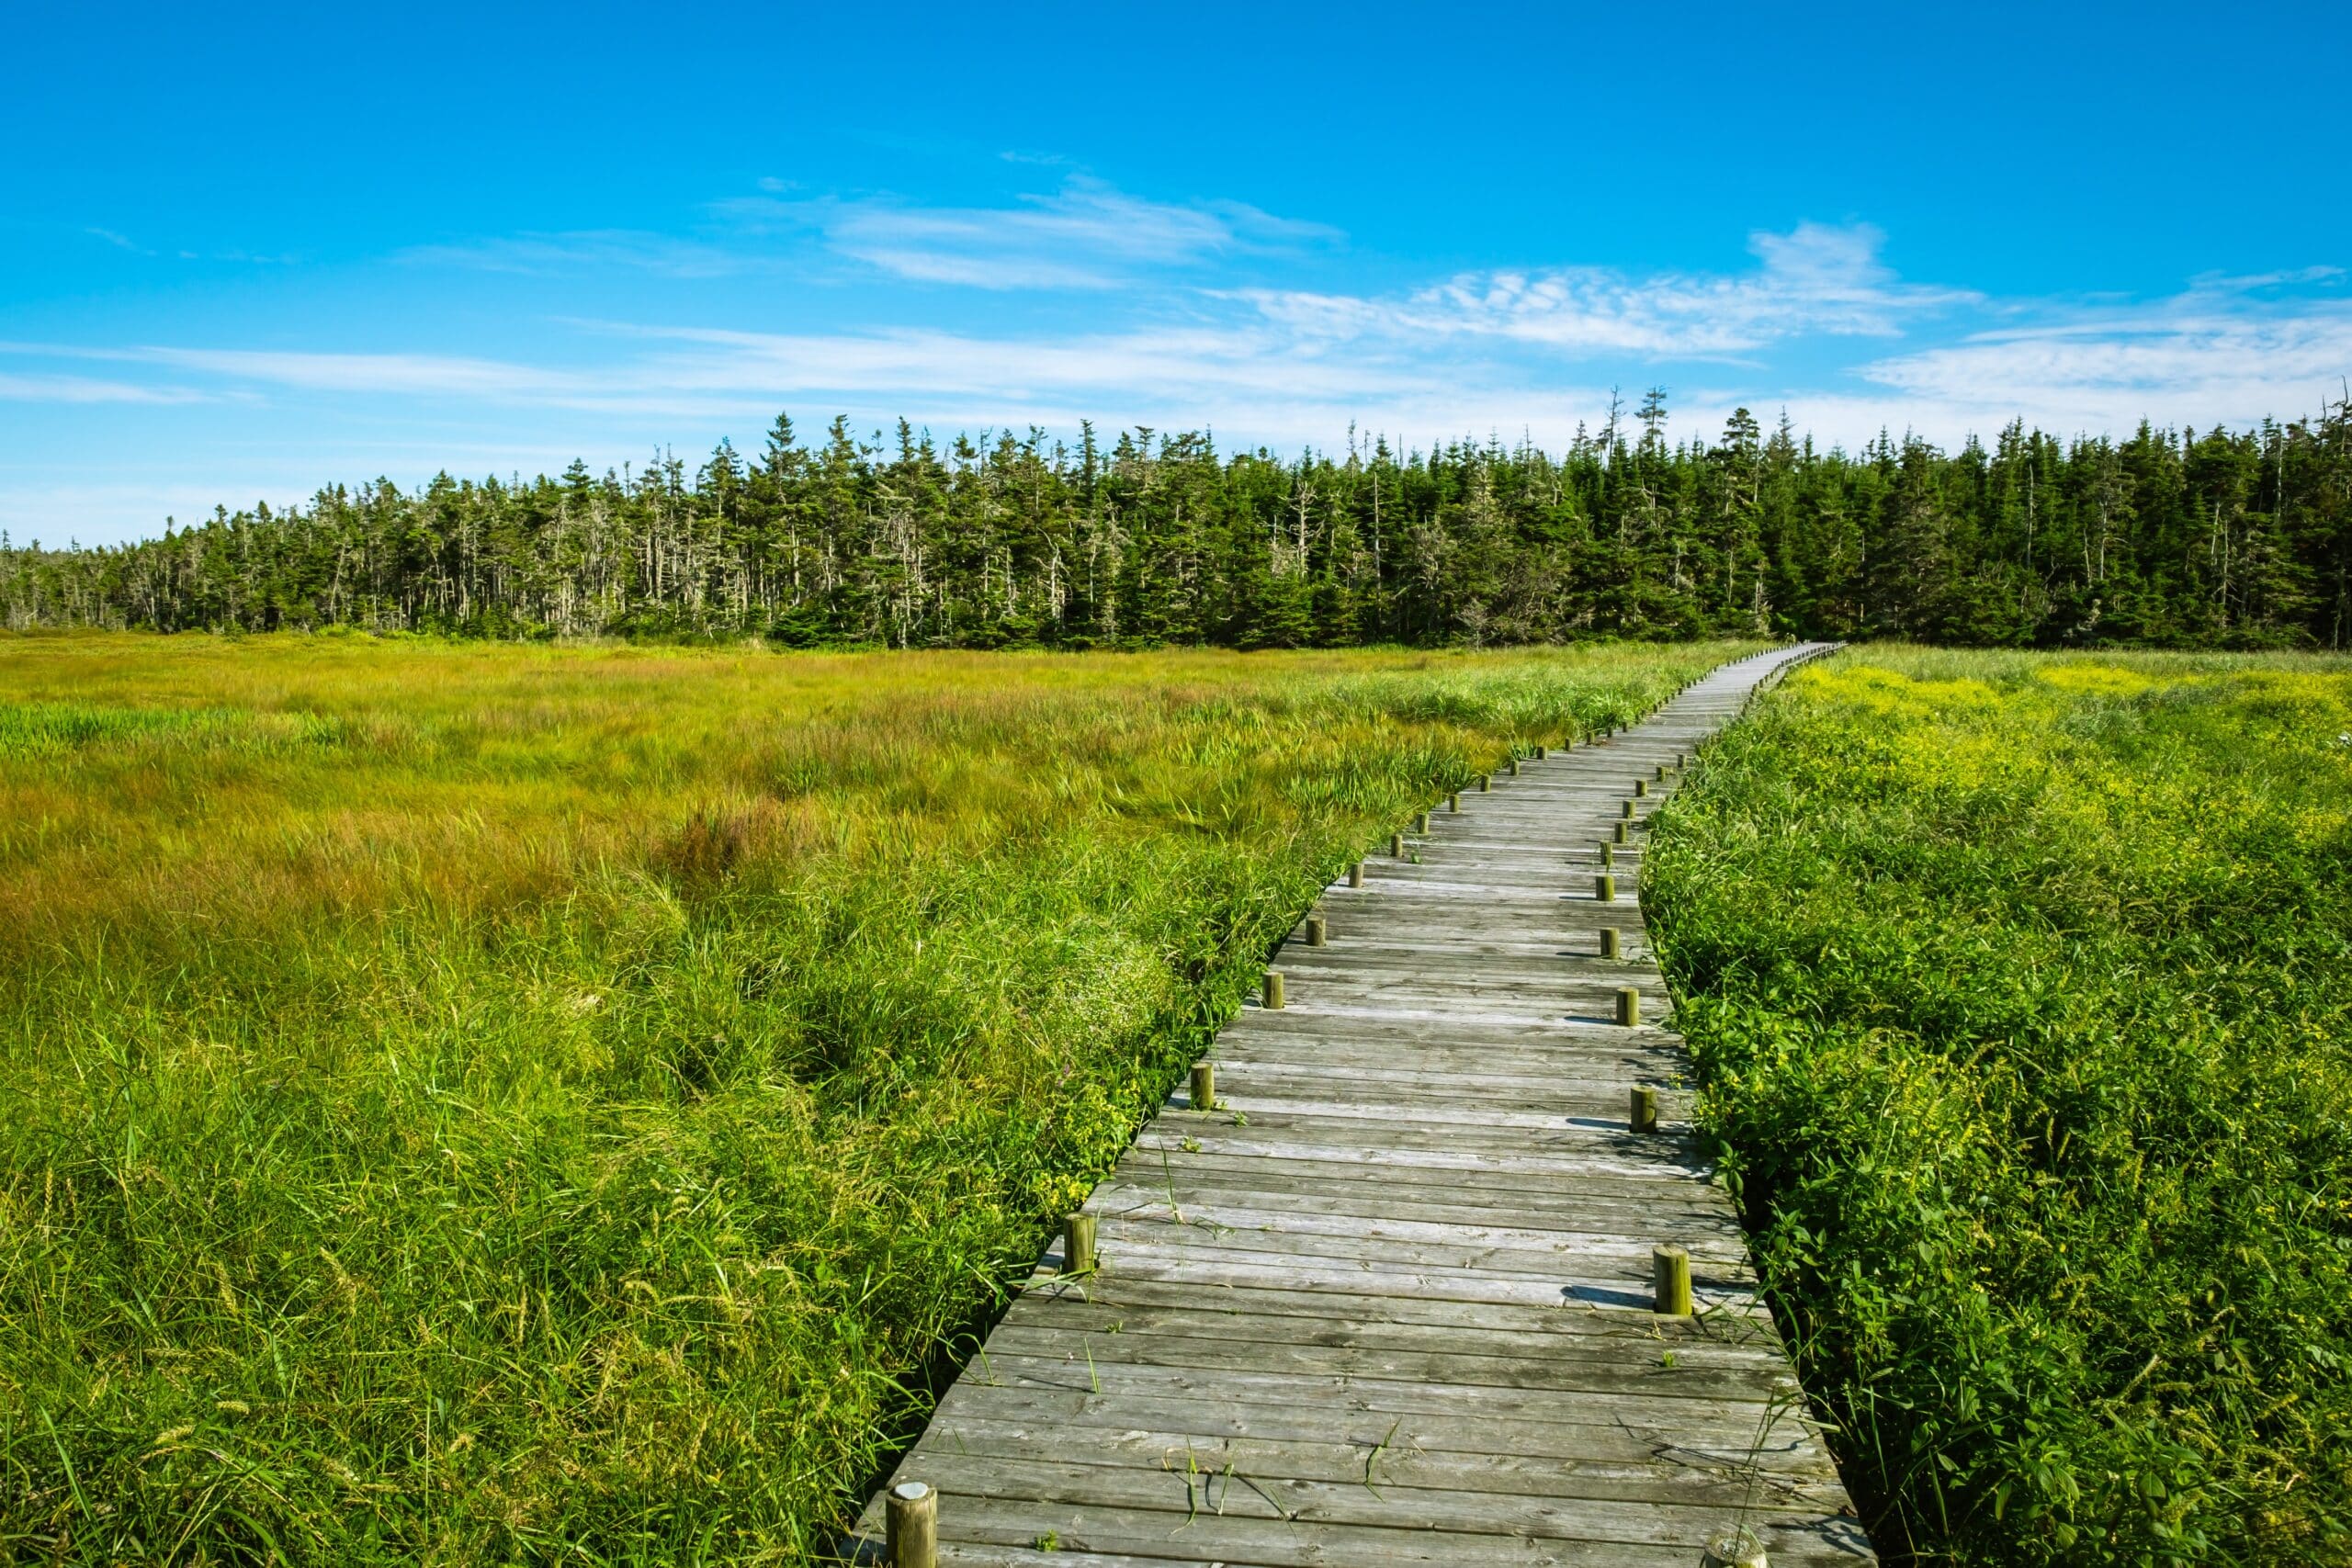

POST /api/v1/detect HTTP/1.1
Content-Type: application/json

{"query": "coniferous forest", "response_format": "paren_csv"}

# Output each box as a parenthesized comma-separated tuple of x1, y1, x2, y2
(7, 393, 2351, 649)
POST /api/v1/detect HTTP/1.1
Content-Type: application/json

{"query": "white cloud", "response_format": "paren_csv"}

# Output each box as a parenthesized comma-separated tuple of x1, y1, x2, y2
(397, 230, 767, 279)
(0, 369, 209, 404)
(1235, 221, 1977, 358)
(394, 175, 1341, 291)
(719, 175, 1340, 289)
(6, 208, 2346, 505)
(1856, 286, 2352, 436)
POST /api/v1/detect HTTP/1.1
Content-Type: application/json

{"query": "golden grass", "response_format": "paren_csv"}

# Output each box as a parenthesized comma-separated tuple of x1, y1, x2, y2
(0, 630, 1753, 1562)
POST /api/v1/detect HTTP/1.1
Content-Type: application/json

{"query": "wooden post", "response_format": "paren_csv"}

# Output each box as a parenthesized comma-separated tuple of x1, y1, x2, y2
(1656, 763, 1668, 781)
(1630, 1085, 1657, 1134)
(1448, 792, 1461, 812)
(1414, 811, 1430, 834)
(1390, 831, 1405, 857)
(1598, 842, 1614, 869)
(1508, 758, 1521, 776)
(1478, 773, 1491, 792)
(1613, 822, 1628, 844)
(1634, 778, 1649, 797)
(1533, 746, 1547, 760)
(1653, 1245, 1692, 1316)
(1306, 913, 1327, 946)
(887, 1480, 937, 1568)
(1595, 873, 1616, 903)
(1062, 1213, 1096, 1275)
(1621, 799, 1637, 820)
(1348, 862, 1363, 887)
(1701, 1527, 1769, 1568)
(1599, 927, 1620, 958)
(1615, 987, 1641, 1027)
(1190, 1061, 1215, 1110)
(1262, 971, 1285, 1010)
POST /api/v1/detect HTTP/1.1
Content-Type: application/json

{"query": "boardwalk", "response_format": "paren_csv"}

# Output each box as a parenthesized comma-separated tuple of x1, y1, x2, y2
(852, 644, 1871, 1567)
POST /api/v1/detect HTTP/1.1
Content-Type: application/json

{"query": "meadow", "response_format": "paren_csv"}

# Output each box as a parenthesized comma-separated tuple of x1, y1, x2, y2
(0, 631, 1747, 1563)
(1649, 648, 2352, 1566)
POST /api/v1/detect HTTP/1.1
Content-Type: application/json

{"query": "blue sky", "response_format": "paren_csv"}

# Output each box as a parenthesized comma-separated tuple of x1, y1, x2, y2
(6, 1, 2348, 547)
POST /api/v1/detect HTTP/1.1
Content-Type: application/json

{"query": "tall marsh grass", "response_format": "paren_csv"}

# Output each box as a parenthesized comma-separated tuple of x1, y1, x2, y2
(0, 632, 1748, 1562)
(1650, 647, 2352, 1566)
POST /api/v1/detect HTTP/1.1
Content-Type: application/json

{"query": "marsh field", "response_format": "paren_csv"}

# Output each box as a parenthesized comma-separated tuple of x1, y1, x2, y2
(2, 633, 2348, 1566)
(1652, 649, 2352, 1564)
(0, 634, 1742, 1562)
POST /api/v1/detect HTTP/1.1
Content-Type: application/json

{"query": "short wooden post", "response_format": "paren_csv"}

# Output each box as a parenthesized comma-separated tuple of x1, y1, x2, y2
(1348, 862, 1364, 887)
(1306, 913, 1328, 947)
(1190, 1061, 1215, 1110)
(1621, 799, 1637, 820)
(887, 1480, 937, 1568)
(1599, 927, 1621, 958)
(1478, 773, 1491, 792)
(1598, 842, 1614, 869)
(1508, 758, 1521, 776)
(1615, 987, 1641, 1027)
(1262, 971, 1285, 1010)
(1533, 745, 1547, 760)
(1677, 750, 1688, 768)
(1062, 1212, 1096, 1275)
(1634, 778, 1649, 797)
(1448, 792, 1461, 812)
(1656, 763, 1668, 781)
(1701, 1526, 1769, 1568)
(1390, 830, 1405, 857)
(1595, 873, 1616, 903)
(1630, 1085, 1657, 1134)
(1653, 1245, 1692, 1316)
(1613, 821, 1628, 845)
(1414, 811, 1430, 833)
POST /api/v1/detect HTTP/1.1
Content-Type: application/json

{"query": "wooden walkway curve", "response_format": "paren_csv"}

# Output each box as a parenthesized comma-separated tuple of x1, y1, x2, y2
(851, 643, 1871, 1567)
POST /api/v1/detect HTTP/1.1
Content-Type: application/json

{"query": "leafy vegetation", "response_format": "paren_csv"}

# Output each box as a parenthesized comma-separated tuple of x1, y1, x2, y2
(0, 632, 1743, 1562)
(6, 391, 2350, 649)
(1649, 648, 2352, 1564)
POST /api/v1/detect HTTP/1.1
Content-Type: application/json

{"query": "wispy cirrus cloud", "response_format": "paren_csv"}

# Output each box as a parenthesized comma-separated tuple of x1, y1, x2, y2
(398, 230, 772, 279)
(0, 367, 210, 404)
(1236, 222, 1978, 359)
(1861, 288, 2352, 420)
(718, 175, 1341, 289)
(6, 342, 596, 401)
(399, 175, 1341, 289)
(7, 210, 2346, 474)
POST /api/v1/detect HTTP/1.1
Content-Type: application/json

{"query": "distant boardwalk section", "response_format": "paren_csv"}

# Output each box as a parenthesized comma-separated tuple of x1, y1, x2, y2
(852, 643, 1872, 1566)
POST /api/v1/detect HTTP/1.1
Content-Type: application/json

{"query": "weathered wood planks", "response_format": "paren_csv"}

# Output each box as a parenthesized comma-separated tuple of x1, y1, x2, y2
(848, 644, 1870, 1567)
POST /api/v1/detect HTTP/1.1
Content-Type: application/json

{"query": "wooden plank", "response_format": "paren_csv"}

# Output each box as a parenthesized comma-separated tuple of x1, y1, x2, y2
(918, 1416, 1849, 1509)
(1000, 1283, 1784, 1359)
(850, 1458, 1873, 1565)
(845, 646, 1874, 1566)
(1091, 1163, 1736, 1232)
(921, 1382, 1833, 1472)
(936, 1355, 1815, 1446)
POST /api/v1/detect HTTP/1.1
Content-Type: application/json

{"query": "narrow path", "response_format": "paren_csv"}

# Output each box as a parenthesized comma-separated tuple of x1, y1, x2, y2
(852, 643, 1871, 1566)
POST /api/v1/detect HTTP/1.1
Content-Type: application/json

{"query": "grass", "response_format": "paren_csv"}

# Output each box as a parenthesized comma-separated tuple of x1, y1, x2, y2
(0, 630, 1751, 1564)
(1647, 646, 2352, 1566)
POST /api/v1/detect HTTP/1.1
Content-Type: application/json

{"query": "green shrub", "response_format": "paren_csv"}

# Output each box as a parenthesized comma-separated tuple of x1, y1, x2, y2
(1651, 648, 2352, 1566)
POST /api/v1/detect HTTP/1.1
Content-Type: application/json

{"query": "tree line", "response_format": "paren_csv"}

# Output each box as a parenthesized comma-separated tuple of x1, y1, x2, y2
(6, 392, 2350, 649)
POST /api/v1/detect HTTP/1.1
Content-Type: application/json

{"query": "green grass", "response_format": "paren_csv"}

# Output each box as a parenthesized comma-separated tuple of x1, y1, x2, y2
(0, 631, 1751, 1564)
(1648, 647, 2352, 1566)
